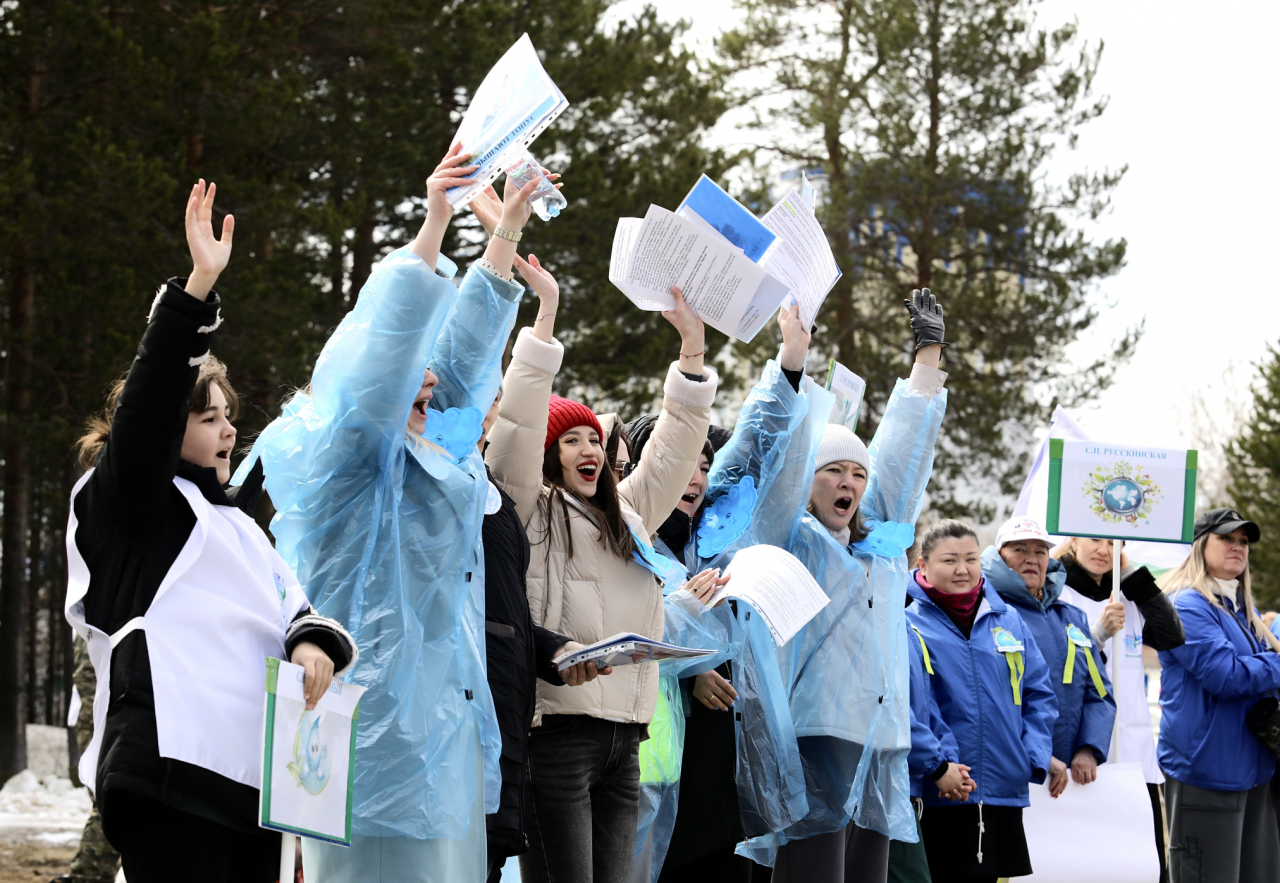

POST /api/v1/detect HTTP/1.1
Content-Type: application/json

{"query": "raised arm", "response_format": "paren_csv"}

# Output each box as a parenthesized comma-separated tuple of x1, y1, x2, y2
(861, 288, 949, 526)
(617, 289, 718, 534)
(706, 302, 833, 556)
(483, 257, 561, 525)
(428, 174, 544, 412)
(95, 181, 233, 537)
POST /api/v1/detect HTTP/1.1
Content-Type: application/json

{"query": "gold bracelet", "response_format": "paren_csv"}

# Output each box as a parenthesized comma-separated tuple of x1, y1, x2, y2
(493, 225, 523, 242)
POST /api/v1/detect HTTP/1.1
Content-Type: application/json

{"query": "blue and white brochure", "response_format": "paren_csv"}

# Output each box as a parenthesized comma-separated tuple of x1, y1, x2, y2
(677, 175, 778, 264)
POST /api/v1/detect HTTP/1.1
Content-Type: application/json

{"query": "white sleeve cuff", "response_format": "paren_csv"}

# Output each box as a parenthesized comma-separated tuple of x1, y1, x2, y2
(663, 362, 719, 408)
(908, 362, 949, 396)
(511, 326, 564, 376)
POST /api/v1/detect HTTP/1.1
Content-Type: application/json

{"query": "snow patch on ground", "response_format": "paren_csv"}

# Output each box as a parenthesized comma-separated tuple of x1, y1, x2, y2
(0, 770, 91, 834)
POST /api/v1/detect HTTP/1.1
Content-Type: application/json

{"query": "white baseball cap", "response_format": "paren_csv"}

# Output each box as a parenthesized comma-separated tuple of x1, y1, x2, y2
(994, 516, 1052, 549)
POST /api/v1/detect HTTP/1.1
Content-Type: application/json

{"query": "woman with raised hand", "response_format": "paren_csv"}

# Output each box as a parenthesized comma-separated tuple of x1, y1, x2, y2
(1054, 536, 1183, 882)
(65, 182, 355, 883)
(906, 520, 1056, 883)
(239, 145, 542, 882)
(485, 263, 719, 883)
(1157, 509, 1280, 882)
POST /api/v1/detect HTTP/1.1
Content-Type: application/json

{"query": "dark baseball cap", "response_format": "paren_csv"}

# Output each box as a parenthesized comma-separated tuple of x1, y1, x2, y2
(1193, 507, 1260, 543)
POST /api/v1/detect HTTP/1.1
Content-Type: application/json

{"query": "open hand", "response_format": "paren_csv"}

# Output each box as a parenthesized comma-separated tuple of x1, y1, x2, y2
(470, 184, 503, 237)
(682, 568, 731, 606)
(427, 143, 479, 222)
(184, 180, 234, 300)
(904, 287, 947, 350)
(1070, 748, 1098, 786)
(777, 299, 811, 372)
(289, 641, 335, 711)
(693, 669, 737, 711)
(1048, 756, 1069, 798)
(514, 253, 558, 304)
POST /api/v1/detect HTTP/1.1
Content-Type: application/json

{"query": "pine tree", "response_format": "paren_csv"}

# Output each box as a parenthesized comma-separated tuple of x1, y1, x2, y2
(1229, 344, 1280, 608)
(719, 0, 1138, 519)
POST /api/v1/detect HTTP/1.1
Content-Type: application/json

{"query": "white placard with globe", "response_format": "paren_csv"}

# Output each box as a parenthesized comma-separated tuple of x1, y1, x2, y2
(259, 657, 366, 845)
(1046, 439, 1197, 544)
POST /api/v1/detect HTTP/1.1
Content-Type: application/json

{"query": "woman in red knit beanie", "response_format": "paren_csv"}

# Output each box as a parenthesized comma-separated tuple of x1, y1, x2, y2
(485, 260, 718, 883)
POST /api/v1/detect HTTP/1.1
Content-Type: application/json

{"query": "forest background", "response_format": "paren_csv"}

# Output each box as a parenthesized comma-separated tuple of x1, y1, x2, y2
(0, 0, 1275, 779)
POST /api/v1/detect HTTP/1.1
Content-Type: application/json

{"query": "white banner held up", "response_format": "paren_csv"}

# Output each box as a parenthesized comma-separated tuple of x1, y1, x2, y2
(1012, 762, 1158, 883)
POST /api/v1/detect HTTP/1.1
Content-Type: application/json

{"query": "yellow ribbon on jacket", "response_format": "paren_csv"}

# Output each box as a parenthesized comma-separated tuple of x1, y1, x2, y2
(1063, 624, 1108, 698)
(912, 625, 934, 675)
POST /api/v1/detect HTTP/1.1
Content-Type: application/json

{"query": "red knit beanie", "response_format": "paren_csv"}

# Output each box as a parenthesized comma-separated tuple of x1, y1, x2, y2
(545, 395, 604, 452)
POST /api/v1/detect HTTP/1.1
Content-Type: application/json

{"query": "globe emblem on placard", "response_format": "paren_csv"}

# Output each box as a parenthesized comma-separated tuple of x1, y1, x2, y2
(1101, 477, 1144, 516)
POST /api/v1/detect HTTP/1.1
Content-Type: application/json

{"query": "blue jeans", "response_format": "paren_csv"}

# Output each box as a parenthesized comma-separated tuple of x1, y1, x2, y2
(519, 714, 643, 883)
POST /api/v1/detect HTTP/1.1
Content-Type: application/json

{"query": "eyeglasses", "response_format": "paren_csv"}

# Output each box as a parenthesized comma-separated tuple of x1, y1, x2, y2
(613, 461, 633, 479)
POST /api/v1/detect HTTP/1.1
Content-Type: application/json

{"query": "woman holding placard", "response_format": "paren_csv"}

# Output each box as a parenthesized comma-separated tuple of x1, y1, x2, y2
(241, 147, 544, 882)
(1055, 537, 1184, 882)
(484, 269, 718, 883)
(750, 289, 950, 883)
(66, 182, 355, 882)
(906, 519, 1057, 883)
(1157, 509, 1280, 882)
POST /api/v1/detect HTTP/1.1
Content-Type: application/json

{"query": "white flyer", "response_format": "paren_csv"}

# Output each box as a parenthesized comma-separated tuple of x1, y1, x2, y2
(446, 34, 569, 207)
(609, 205, 791, 343)
(760, 188, 842, 329)
(718, 545, 831, 646)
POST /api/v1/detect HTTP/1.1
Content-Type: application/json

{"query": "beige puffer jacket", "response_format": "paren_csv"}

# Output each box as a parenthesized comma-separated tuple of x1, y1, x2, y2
(485, 328, 717, 726)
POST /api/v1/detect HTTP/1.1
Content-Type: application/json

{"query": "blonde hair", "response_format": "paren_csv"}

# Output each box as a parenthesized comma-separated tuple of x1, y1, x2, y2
(1159, 533, 1280, 653)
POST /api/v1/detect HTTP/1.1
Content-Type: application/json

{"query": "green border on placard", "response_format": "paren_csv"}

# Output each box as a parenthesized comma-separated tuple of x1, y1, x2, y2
(1045, 439, 1064, 534)
(258, 658, 358, 847)
(1045, 440, 1199, 544)
(260, 657, 279, 827)
(1181, 450, 1198, 542)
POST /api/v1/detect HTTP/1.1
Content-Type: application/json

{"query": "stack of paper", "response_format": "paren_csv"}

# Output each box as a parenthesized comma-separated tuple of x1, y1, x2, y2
(609, 175, 842, 342)
(553, 633, 715, 671)
(446, 34, 569, 207)
(718, 545, 831, 646)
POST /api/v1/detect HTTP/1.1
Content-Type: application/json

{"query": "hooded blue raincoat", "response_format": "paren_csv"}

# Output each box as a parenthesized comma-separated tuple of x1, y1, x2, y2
(235, 250, 521, 839)
(905, 580, 1057, 807)
(629, 356, 827, 882)
(744, 366, 949, 861)
(982, 550, 1116, 765)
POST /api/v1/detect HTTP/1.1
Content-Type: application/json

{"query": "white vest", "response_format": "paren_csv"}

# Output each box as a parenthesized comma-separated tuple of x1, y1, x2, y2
(65, 471, 310, 793)
(1061, 586, 1163, 783)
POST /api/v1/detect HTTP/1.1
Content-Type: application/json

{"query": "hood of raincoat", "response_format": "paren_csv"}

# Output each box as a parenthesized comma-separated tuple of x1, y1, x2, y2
(982, 546, 1067, 612)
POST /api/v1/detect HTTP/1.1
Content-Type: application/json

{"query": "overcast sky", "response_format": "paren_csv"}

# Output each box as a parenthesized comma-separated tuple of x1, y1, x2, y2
(619, 0, 1280, 458)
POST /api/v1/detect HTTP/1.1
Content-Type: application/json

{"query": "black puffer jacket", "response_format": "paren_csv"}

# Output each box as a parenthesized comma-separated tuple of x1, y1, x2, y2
(70, 280, 354, 842)
(482, 465, 572, 860)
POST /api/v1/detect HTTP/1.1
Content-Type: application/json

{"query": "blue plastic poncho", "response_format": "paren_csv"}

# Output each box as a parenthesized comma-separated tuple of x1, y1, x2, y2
(234, 249, 521, 839)
(629, 356, 830, 882)
(742, 373, 947, 861)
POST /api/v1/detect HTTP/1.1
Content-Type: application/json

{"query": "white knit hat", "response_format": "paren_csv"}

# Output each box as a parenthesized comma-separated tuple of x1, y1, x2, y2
(814, 424, 870, 473)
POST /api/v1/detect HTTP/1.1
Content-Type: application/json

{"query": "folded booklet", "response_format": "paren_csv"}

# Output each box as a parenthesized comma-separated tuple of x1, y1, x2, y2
(553, 632, 715, 671)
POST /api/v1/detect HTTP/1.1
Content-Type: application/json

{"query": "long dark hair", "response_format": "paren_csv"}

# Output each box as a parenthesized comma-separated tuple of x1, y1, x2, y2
(539, 438, 636, 561)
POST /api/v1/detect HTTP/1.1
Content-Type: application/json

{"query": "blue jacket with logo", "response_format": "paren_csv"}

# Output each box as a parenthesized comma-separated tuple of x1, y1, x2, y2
(907, 623, 958, 799)
(906, 579, 1057, 807)
(1159, 587, 1280, 790)
(983, 549, 1116, 764)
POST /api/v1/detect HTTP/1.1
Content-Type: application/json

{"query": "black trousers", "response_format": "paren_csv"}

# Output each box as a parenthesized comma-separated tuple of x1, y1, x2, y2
(108, 791, 279, 883)
(772, 821, 890, 883)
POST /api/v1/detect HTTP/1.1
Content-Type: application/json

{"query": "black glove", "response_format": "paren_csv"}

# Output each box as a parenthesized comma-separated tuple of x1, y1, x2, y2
(904, 287, 948, 350)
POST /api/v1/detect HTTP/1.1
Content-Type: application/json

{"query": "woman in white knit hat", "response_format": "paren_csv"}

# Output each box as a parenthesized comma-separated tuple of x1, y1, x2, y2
(746, 290, 950, 883)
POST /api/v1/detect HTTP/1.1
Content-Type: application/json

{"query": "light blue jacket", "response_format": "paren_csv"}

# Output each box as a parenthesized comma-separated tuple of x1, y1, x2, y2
(236, 250, 521, 839)
(747, 371, 947, 857)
